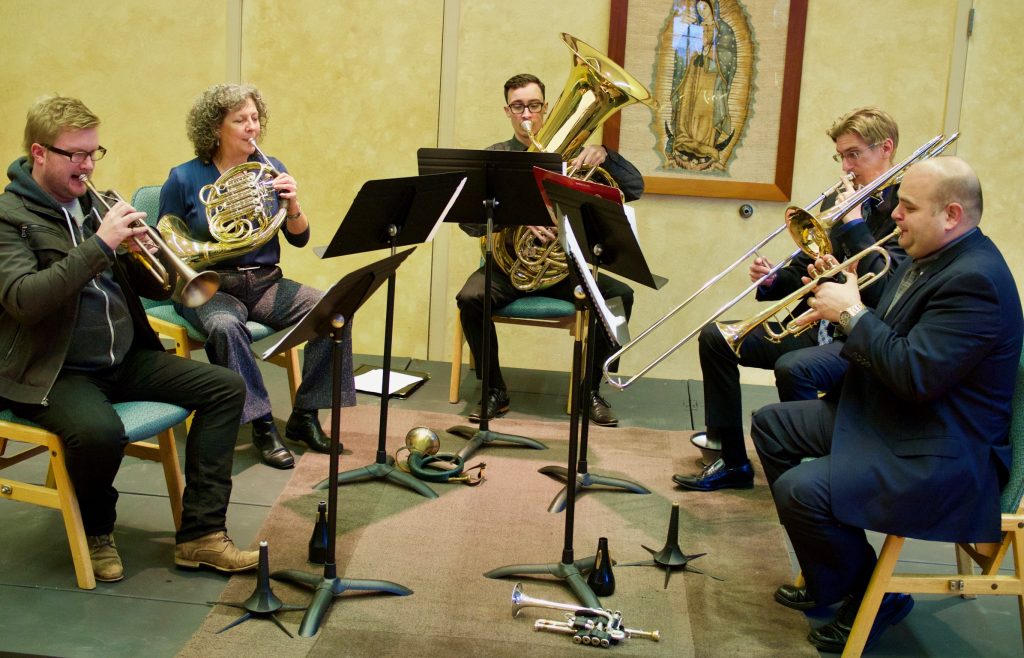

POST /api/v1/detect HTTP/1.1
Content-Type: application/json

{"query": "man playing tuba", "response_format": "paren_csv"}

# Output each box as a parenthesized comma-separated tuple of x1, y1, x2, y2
(456, 73, 644, 427)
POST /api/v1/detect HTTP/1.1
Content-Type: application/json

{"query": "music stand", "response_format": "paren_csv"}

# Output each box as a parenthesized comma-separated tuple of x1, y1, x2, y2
(266, 249, 416, 637)
(313, 173, 466, 500)
(536, 172, 661, 512)
(484, 172, 662, 607)
(417, 148, 562, 461)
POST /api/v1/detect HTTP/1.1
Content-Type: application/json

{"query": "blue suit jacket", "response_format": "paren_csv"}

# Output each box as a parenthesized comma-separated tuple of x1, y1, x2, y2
(831, 229, 1023, 542)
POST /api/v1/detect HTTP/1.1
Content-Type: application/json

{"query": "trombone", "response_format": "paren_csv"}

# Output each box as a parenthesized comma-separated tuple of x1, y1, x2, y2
(602, 133, 958, 390)
(80, 176, 221, 308)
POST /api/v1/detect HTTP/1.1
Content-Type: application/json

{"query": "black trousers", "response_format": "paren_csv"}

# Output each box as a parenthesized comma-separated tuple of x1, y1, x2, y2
(6, 348, 245, 543)
(751, 399, 877, 606)
(456, 266, 633, 394)
(697, 321, 846, 463)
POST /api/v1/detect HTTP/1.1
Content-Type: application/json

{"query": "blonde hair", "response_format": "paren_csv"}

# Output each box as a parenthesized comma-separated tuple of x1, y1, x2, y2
(23, 94, 100, 155)
(186, 83, 269, 163)
(827, 106, 899, 155)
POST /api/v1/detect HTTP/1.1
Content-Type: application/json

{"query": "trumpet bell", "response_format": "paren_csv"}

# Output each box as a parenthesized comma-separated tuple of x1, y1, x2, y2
(178, 269, 221, 308)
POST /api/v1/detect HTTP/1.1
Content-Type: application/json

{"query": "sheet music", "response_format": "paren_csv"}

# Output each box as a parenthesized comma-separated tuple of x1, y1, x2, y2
(560, 219, 630, 347)
(424, 176, 467, 243)
(353, 368, 426, 395)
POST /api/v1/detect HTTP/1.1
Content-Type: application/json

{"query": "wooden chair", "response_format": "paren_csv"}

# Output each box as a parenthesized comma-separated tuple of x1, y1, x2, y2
(131, 186, 302, 413)
(0, 401, 188, 590)
(450, 296, 580, 413)
(839, 351, 1024, 657)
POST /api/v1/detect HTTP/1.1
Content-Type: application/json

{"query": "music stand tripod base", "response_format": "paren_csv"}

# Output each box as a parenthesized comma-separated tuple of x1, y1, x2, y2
(315, 459, 438, 499)
(537, 465, 651, 513)
(484, 556, 601, 609)
(271, 568, 413, 637)
(447, 425, 548, 461)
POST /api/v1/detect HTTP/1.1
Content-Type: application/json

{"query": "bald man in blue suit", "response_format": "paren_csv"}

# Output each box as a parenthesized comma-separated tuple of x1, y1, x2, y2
(751, 156, 1023, 653)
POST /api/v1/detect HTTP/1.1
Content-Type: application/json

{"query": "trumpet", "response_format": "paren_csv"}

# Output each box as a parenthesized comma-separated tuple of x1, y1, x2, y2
(717, 227, 899, 356)
(511, 583, 660, 645)
(79, 176, 221, 308)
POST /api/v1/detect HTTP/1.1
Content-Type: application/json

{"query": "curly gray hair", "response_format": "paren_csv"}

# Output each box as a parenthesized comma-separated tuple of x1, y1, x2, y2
(186, 83, 269, 163)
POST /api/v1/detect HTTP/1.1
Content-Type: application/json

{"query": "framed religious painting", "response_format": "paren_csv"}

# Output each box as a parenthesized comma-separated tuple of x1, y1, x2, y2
(604, 0, 808, 200)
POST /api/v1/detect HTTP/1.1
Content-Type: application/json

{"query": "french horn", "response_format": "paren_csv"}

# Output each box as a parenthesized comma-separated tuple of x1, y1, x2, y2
(157, 139, 291, 270)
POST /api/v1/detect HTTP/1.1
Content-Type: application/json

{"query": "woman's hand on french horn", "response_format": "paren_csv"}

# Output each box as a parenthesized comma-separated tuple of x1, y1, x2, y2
(528, 225, 558, 242)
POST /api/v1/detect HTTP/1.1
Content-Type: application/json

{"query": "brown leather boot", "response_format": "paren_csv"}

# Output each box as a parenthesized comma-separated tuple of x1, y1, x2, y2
(174, 531, 258, 574)
(87, 533, 124, 582)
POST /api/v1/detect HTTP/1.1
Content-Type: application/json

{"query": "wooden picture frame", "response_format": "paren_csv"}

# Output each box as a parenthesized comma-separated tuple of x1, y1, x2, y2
(605, 0, 808, 200)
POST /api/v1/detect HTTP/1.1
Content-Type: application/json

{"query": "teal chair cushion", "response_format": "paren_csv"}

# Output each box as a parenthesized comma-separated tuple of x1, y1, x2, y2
(1001, 347, 1024, 514)
(0, 401, 189, 443)
(495, 296, 575, 319)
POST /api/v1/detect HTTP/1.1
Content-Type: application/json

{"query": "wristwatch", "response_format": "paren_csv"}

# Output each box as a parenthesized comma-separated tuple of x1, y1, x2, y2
(839, 302, 866, 331)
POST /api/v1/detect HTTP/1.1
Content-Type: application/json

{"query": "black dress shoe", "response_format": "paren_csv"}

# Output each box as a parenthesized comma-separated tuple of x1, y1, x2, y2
(808, 592, 914, 653)
(285, 408, 332, 453)
(588, 393, 618, 427)
(252, 419, 294, 469)
(774, 583, 818, 610)
(468, 388, 510, 423)
(672, 457, 753, 491)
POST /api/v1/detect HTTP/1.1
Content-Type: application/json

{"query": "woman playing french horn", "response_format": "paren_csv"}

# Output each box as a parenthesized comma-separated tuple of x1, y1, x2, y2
(159, 83, 354, 470)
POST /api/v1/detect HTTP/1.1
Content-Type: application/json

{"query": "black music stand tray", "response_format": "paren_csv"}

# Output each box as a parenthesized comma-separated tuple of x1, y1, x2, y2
(418, 148, 563, 461)
(484, 172, 663, 607)
(313, 173, 466, 499)
(265, 249, 417, 637)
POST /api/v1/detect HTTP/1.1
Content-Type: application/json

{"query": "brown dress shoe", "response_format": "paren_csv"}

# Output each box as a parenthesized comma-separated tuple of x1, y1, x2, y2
(174, 531, 259, 574)
(88, 533, 124, 582)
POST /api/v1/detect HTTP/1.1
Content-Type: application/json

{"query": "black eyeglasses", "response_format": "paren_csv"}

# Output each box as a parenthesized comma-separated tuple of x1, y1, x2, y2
(507, 101, 545, 115)
(42, 144, 107, 164)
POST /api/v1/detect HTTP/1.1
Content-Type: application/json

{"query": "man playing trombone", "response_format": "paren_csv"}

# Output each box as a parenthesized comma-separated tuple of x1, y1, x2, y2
(675, 107, 906, 492)
(751, 156, 1022, 652)
(0, 95, 257, 581)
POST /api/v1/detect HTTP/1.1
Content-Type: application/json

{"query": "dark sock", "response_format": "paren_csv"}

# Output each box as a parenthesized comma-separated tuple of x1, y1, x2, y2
(713, 426, 748, 466)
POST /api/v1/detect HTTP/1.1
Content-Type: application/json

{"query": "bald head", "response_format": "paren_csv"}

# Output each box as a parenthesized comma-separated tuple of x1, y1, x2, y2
(914, 156, 983, 227)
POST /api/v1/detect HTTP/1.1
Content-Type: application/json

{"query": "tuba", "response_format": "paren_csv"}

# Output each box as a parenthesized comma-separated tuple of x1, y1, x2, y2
(491, 33, 657, 292)
(157, 139, 291, 269)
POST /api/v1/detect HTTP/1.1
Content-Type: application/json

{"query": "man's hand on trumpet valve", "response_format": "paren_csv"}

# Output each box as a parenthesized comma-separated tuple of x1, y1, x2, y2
(94, 199, 150, 253)
(797, 257, 862, 325)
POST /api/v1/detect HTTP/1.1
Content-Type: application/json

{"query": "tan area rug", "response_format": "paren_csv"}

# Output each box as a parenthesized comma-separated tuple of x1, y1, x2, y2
(179, 404, 816, 657)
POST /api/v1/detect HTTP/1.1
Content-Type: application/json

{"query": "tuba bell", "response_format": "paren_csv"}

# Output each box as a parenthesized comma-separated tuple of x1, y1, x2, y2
(157, 139, 291, 269)
(491, 33, 657, 292)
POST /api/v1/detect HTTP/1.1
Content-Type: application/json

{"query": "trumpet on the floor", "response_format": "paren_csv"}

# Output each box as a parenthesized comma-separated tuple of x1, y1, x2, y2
(511, 583, 660, 647)
(717, 227, 900, 356)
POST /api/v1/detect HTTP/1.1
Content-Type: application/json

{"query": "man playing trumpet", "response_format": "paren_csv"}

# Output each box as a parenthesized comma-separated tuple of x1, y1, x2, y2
(0, 95, 257, 580)
(751, 156, 1022, 652)
(676, 107, 907, 492)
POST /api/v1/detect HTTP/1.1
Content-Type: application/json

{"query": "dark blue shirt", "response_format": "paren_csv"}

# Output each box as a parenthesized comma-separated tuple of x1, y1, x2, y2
(158, 155, 309, 268)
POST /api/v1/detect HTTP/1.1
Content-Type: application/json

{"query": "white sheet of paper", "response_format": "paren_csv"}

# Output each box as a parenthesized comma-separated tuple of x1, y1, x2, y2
(353, 368, 425, 395)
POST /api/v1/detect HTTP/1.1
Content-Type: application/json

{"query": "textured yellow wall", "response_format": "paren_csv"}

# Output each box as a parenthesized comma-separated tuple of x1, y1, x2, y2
(239, 0, 445, 360)
(1, 0, 1017, 394)
(0, 0, 225, 195)
(958, 0, 1024, 286)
